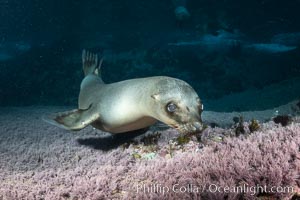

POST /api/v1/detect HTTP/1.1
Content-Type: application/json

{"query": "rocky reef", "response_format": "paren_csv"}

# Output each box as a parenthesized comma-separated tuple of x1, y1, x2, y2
(0, 101, 299, 199)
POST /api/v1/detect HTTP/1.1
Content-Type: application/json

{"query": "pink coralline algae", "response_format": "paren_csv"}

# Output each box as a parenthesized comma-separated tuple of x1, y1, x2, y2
(0, 107, 299, 200)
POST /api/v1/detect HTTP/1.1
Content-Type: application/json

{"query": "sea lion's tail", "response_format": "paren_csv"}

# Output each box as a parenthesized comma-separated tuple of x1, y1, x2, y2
(82, 49, 103, 77)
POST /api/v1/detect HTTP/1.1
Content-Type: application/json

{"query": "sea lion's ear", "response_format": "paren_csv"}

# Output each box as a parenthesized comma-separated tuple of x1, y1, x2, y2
(151, 94, 160, 101)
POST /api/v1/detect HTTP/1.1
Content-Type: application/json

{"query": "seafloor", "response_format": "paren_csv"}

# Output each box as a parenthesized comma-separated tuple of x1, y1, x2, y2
(0, 101, 300, 200)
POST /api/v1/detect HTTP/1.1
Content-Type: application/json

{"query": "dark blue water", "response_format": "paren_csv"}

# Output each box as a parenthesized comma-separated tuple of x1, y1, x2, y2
(1, 0, 300, 111)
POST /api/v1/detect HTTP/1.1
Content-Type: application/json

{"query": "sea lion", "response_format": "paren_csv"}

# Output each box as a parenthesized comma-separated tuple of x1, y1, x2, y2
(45, 50, 203, 134)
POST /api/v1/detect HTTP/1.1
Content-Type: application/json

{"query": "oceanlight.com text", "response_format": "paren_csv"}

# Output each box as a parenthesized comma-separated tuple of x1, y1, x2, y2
(136, 183, 294, 196)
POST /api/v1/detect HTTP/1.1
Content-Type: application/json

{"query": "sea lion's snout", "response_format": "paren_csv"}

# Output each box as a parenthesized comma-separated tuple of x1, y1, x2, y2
(174, 110, 204, 134)
(175, 120, 203, 134)
(193, 121, 203, 131)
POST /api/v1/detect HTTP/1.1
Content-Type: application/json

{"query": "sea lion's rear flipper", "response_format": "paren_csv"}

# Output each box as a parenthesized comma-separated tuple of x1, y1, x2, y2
(82, 49, 103, 77)
(43, 105, 100, 131)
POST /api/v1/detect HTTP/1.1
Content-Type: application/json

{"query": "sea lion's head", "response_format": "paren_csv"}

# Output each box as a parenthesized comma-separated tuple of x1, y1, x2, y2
(150, 77, 203, 134)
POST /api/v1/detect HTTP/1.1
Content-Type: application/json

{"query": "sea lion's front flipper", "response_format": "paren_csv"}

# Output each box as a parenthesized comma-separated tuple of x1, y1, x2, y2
(44, 104, 100, 131)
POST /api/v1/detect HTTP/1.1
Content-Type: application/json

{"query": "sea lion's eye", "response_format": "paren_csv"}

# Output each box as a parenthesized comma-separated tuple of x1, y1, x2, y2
(167, 103, 177, 113)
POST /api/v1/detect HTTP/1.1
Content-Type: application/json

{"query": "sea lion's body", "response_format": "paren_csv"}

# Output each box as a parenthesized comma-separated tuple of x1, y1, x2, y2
(46, 50, 203, 134)
(79, 76, 164, 133)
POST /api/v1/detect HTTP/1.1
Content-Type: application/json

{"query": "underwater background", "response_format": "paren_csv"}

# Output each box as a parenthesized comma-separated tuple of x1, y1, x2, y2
(1, 0, 300, 111)
(2, 1, 300, 200)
